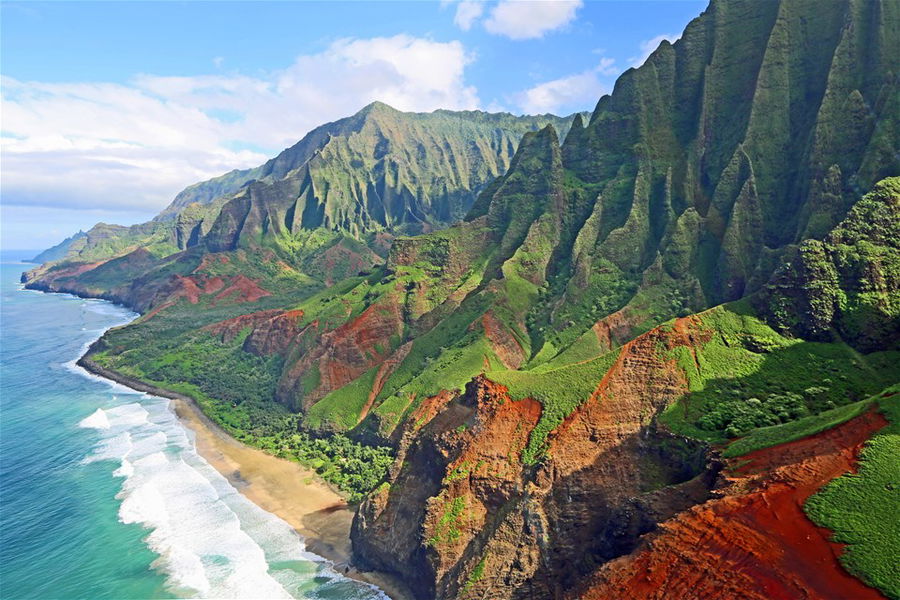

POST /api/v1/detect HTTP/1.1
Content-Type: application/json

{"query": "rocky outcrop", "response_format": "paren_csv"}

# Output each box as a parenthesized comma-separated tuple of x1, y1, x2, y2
(352, 318, 717, 600)
(243, 309, 305, 355)
(276, 297, 407, 410)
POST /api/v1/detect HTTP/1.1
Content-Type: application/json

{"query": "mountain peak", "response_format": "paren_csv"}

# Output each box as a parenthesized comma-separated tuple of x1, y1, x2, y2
(357, 100, 399, 117)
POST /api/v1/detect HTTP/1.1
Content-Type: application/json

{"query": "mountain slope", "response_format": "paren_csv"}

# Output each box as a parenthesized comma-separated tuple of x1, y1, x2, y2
(23, 105, 577, 307)
(27, 230, 86, 264)
(35, 105, 576, 266)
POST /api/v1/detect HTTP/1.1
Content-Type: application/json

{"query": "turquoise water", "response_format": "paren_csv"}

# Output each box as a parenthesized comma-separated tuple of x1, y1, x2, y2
(0, 252, 387, 600)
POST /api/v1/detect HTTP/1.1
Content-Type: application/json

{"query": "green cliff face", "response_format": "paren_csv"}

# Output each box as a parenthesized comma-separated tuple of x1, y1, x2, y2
(458, 0, 900, 361)
(200, 103, 579, 252)
(761, 176, 900, 351)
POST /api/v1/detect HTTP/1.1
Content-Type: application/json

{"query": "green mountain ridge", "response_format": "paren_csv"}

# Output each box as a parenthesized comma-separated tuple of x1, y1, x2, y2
(30, 104, 578, 273)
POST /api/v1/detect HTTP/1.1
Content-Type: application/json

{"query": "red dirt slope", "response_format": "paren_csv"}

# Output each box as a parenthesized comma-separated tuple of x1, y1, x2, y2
(574, 409, 889, 600)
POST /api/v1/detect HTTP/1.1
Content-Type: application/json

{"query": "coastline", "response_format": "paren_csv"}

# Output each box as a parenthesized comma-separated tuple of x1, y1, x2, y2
(76, 352, 413, 600)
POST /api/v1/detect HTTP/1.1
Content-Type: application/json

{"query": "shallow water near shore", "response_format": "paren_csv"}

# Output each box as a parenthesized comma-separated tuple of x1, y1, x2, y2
(0, 252, 387, 599)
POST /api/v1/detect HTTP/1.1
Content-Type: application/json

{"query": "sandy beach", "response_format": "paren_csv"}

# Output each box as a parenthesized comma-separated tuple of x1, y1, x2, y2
(78, 354, 413, 600)
(170, 398, 414, 600)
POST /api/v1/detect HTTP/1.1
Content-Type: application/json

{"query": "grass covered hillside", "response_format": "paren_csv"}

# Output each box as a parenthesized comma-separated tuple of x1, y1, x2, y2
(805, 388, 900, 598)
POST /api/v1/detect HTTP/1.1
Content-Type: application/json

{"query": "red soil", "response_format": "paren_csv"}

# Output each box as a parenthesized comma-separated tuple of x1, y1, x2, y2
(141, 301, 175, 322)
(424, 380, 544, 567)
(203, 276, 225, 295)
(66, 260, 107, 277)
(172, 275, 203, 304)
(212, 275, 271, 304)
(358, 342, 412, 424)
(481, 311, 525, 369)
(317, 243, 376, 286)
(205, 309, 285, 343)
(575, 409, 889, 600)
(313, 302, 404, 399)
(591, 307, 643, 353)
(193, 253, 230, 274)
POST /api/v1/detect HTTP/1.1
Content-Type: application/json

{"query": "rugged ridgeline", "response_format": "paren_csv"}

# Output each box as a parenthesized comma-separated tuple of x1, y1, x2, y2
(167, 103, 580, 240)
(22, 0, 900, 598)
(22, 104, 578, 303)
(27, 230, 86, 264)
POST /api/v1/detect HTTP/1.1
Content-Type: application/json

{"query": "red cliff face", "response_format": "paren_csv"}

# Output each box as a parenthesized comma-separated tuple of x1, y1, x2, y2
(573, 408, 888, 600)
(206, 309, 285, 343)
(276, 296, 407, 410)
(353, 316, 889, 599)
(243, 309, 305, 355)
(352, 377, 545, 598)
(205, 309, 305, 356)
(481, 311, 526, 370)
(352, 318, 716, 600)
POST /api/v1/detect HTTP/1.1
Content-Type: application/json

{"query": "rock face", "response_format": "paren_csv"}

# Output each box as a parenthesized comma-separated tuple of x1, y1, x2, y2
(276, 299, 407, 410)
(352, 318, 716, 600)
(760, 177, 900, 351)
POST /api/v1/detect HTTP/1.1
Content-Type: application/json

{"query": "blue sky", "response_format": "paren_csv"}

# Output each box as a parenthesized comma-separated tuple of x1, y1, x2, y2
(1, 0, 705, 250)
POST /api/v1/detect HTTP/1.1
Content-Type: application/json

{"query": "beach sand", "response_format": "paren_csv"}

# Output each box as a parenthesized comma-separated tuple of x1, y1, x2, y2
(170, 397, 414, 600)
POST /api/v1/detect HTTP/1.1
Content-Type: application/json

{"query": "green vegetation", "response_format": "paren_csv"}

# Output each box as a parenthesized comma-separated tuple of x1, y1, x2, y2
(426, 495, 469, 547)
(659, 303, 900, 443)
(304, 367, 378, 431)
(805, 388, 900, 599)
(464, 556, 487, 590)
(97, 330, 284, 408)
(94, 327, 392, 502)
(723, 396, 876, 458)
(763, 177, 900, 352)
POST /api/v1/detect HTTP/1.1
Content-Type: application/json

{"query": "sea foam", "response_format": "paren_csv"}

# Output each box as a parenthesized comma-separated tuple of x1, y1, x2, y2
(79, 408, 110, 430)
(79, 393, 387, 599)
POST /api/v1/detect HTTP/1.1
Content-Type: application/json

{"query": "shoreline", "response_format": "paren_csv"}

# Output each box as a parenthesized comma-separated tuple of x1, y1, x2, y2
(77, 353, 413, 600)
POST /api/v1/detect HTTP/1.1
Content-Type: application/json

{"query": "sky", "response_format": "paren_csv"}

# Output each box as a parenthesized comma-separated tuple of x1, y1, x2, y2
(0, 0, 706, 250)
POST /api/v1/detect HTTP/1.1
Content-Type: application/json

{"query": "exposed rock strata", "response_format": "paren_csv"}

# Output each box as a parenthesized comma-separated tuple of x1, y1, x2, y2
(352, 318, 717, 600)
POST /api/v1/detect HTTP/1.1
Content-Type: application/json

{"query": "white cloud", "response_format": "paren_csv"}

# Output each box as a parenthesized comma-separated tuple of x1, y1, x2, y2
(515, 58, 617, 114)
(0, 35, 479, 215)
(454, 1, 484, 30)
(484, 0, 582, 40)
(629, 33, 677, 68)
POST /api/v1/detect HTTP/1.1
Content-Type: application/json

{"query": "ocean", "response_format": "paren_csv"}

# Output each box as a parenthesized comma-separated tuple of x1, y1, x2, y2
(0, 251, 387, 600)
